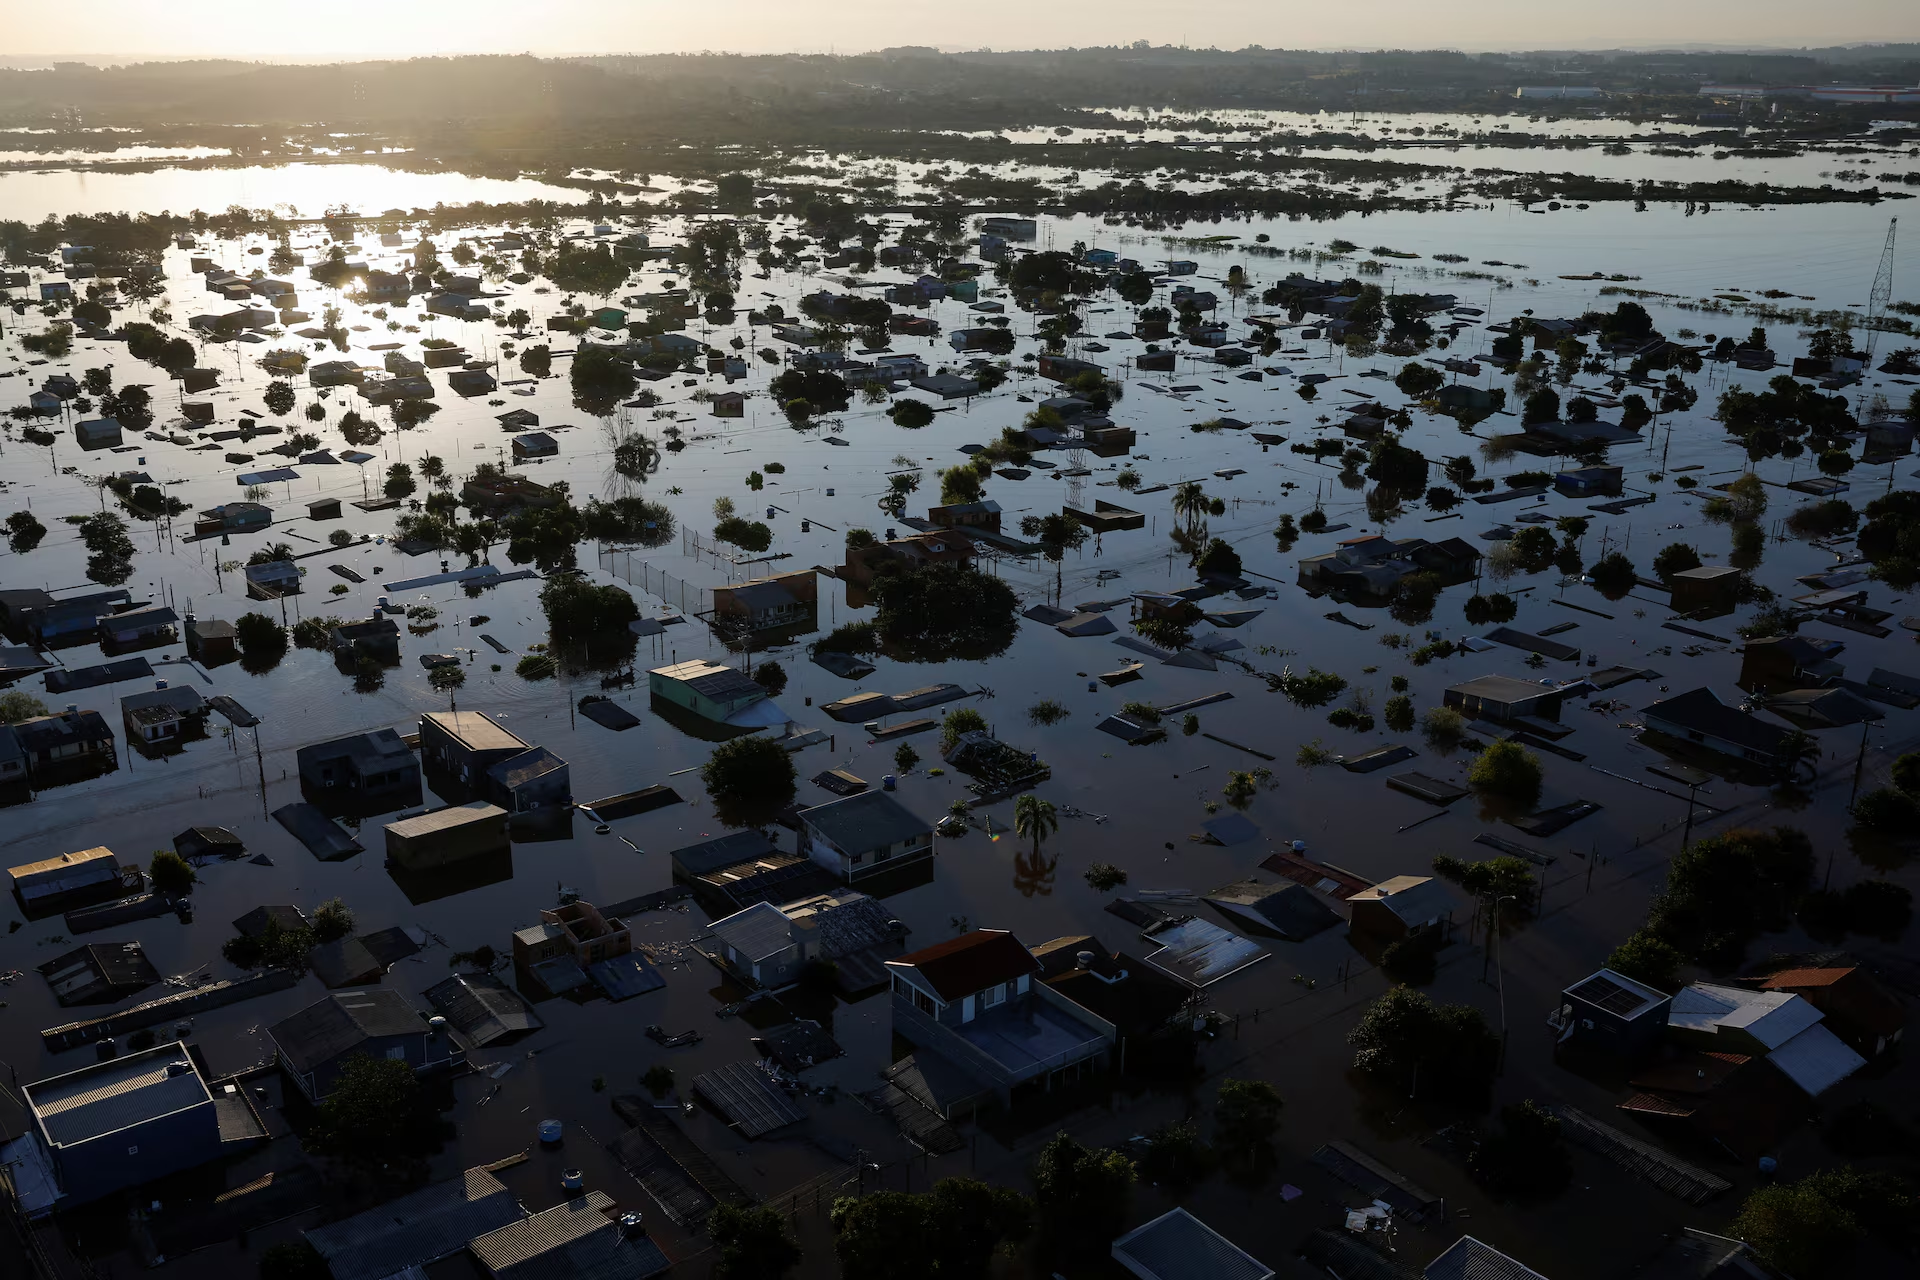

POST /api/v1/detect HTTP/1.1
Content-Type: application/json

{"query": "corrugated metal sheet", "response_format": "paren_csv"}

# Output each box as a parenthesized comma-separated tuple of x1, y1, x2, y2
(1767, 1023, 1867, 1096)
(306, 1167, 523, 1280)
(1110, 1207, 1274, 1280)
(9, 847, 119, 900)
(27, 1048, 210, 1147)
(469, 1191, 613, 1270)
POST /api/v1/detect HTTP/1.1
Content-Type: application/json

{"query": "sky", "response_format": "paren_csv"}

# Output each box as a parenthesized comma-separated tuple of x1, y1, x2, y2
(5, 0, 1919, 61)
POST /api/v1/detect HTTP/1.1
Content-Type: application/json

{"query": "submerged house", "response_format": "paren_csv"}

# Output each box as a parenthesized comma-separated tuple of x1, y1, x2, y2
(887, 930, 1114, 1113)
(1297, 534, 1480, 598)
(119, 680, 209, 746)
(1668, 982, 1866, 1096)
(1640, 688, 1793, 767)
(512, 900, 632, 970)
(798, 790, 935, 883)
(268, 989, 462, 1102)
(1444, 674, 1563, 724)
(296, 728, 421, 807)
(648, 659, 772, 727)
(12, 709, 117, 779)
(1549, 967, 1674, 1061)
(418, 711, 532, 792)
(13, 1042, 266, 1214)
(1347, 876, 1456, 942)
(711, 570, 819, 634)
(707, 889, 906, 989)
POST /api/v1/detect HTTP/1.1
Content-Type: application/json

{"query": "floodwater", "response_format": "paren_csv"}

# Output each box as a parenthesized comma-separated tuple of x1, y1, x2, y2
(0, 146, 1917, 1280)
(0, 163, 594, 223)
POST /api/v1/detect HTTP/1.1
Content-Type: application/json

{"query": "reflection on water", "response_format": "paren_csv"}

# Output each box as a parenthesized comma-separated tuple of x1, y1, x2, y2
(0, 162, 592, 221)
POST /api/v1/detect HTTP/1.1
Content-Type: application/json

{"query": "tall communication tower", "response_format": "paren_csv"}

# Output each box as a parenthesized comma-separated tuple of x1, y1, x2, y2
(1863, 217, 1898, 375)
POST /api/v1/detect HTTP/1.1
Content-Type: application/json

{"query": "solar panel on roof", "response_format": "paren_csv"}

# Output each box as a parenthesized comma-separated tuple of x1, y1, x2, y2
(1570, 974, 1651, 1017)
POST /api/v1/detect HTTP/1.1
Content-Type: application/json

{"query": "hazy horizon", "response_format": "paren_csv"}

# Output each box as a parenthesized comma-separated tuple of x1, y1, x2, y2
(6, 0, 1920, 63)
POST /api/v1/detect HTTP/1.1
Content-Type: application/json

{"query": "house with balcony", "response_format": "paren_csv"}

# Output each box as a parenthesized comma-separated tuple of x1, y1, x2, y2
(885, 929, 1114, 1114)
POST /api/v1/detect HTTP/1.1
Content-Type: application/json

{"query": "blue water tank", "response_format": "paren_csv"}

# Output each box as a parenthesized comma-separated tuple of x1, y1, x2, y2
(538, 1119, 562, 1144)
(882, 774, 896, 791)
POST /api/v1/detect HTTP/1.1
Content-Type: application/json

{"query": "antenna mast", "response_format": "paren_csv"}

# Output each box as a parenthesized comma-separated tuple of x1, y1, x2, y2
(1863, 217, 1898, 378)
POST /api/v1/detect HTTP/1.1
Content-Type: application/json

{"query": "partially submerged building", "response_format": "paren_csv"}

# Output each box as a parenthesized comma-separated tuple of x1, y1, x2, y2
(418, 711, 532, 793)
(11, 1042, 266, 1213)
(1444, 674, 1564, 725)
(268, 989, 462, 1102)
(886, 929, 1113, 1112)
(798, 790, 935, 883)
(707, 889, 906, 990)
(1668, 982, 1866, 1096)
(1549, 967, 1673, 1061)
(384, 802, 511, 871)
(1347, 876, 1456, 942)
(1640, 688, 1793, 768)
(297, 728, 421, 808)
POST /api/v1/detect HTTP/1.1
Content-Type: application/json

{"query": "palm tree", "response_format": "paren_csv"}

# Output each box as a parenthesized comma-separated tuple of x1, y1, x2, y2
(1013, 794, 1058, 860)
(1172, 481, 1209, 533)
(1778, 729, 1821, 780)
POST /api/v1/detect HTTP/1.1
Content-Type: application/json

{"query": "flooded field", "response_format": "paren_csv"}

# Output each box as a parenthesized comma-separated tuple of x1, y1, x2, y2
(1, 126, 1917, 1278)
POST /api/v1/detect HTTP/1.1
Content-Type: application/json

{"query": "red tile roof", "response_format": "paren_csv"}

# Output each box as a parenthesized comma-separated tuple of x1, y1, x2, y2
(890, 929, 1039, 1002)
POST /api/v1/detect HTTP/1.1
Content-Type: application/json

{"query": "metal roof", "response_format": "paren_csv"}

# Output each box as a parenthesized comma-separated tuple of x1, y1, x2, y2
(1423, 1236, 1551, 1280)
(890, 929, 1041, 1002)
(650, 658, 763, 702)
(487, 746, 568, 792)
(268, 990, 427, 1074)
(422, 710, 530, 754)
(424, 973, 544, 1046)
(1111, 1207, 1274, 1280)
(692, 1062, 808, 1138)
(1765, 1024, 1867, 1096)
(306, 1167, 524, 1280)
(9, 846, 119, 898)
(468, 1191, 614, 1272)
(26, 1045, 211, 1148)
(386, 801, 509, 841)
(800, 789, 932, 855)
(1640, 688, 1789, 755)
(669, 830, 777, 878)
(1670, 984, 1823, 1049)
(708, 902, 796, 964)
(1352, 875, 1458, 926)
(1565, 970, 1668, 1020)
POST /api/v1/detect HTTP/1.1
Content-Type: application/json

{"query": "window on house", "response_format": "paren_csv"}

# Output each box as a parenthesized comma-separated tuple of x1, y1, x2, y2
(979, 984, 1004, 1010)
(386, 1046, 408, 1060)
(914, 989, 935, 1015)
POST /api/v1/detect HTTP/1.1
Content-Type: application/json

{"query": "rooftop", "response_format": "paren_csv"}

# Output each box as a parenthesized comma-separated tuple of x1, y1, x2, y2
(1565, 969, 1670, 1020)
(1423, 1236, 1551, 1280)
(488, 745, 569, 791)
(800, 789, 932, 855)
(1110, 1207, 1275, 1280)
(26, 1044, 211, 1148)
(387, 801, 509, 841)
(423, 710, 531, 754)
(306, 1167, 525, 1280)
(268, 989, 427, 1074)
(1640, 688, 1790, 756)
(650, 658, 764, 702)
(890, 929, 1040, 1002)
(709, 901, 798, 964)
(1670, 983, 1823, 1049)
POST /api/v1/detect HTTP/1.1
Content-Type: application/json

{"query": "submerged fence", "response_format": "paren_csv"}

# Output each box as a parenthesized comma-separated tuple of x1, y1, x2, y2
(597, 546, 712, 617)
